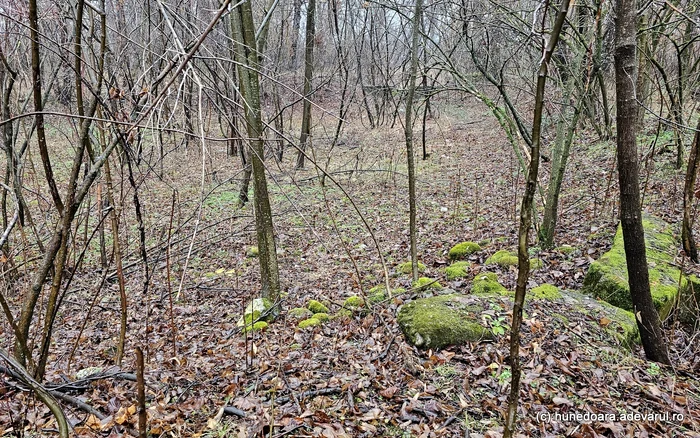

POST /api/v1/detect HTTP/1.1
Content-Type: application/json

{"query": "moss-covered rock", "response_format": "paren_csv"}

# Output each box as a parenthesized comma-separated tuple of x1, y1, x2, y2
(531, 284, 562, 300)
(343, 295, 365, 308)
(312, 312, 330, 322)
(288, 307, 313, 319)
(560, 290, 640, 348)
(368, 286, 387, 303)
(582, 214, 691, 320)
(557, 245, 577, 255)
(413, 277, 443, 290)
(678, 275, 700, 324)
(298, 318, 321, 329)
(445, 261, 470, 280)
(471, 272, 506, 295)
(397, 294, 495, 349)
(335, 309, 353, 319)
(307, 299, 329, 314)
(485, 250, 542, 269)
(448, 242, 481, 260)
(237, 298, 276, 328)
(485, 250, 518, 267)
(397, 261, 427, 275)
(243, 321, 268, 333)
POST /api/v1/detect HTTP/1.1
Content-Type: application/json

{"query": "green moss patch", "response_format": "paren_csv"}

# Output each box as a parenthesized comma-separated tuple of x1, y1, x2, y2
(243, 321, 268, 333)
(413, 277, 443, 290)
(246, 246, 259, 257)
(368, 286, 387, 303)
(485, 250, 541, 269)
(485, 250, 518, 267)
(344, 295, 365, 308)
(397, 294, 495, 349)
(312, 312, 330, 322)
(298, 318, 321, 329)
(237, 298, 275, 328)
(448, 242, 481, 260)
(530, 284, 562, 300)
(471, 272, 506, 295)
(397, 261, 427, 275)
(307, 299, 329, 314)
(582, 214, 689, 319)
(445, 261, 470, 280)
(288, 307, 313, 319)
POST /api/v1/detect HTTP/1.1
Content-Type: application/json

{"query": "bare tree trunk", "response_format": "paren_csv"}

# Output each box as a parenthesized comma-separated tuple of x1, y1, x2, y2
(29, 0, 63, 214)
(296, 0, 316, 169)
(289, 0, 302, 69)
(614, 0, 670, 364)
(404, 0, 423, 282)
(504, 1, 570, 435)
(682, 116, 700, 262)
(231, 0, 281, 302)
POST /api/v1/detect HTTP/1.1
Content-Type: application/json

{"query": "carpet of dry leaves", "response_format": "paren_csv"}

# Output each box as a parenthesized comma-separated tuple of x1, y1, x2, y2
(1, 95, 700, 437)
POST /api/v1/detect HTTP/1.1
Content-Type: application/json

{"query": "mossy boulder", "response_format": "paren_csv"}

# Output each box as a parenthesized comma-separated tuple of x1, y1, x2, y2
(413, 277, 443, 290)
(678, 276, 700, 324)
(312, 312, 330, 322)
(368, 286, 387, 303)
(445, 261, 470, 280)
(307, 299, 329, 314)
(531, 283, 562, 300)
(561, 290, 640, 348)
(582, 215, 695, 320)
(485, 250, 542, 269)
(471, 272, 506, 295)
(237, 298, 276, 329)
(288, 307, 313, 319)
(397, 294, 495, 349)
(448, 242, 481, 260)
(243, 321, 268, 333)
(298, 318, 322, 329)
(397, 261, 427, 275)
(344, 295, 365, 308)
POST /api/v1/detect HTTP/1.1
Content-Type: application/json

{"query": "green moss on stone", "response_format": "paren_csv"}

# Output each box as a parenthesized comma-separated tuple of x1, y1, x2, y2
(368, 286, 386, 303)
(530, 284, 562, 300)
(583, 215, 685, 319)
(313, 312, 330, 322)
(471, 272, 507, 295)
(335, 309, 353, 319)
(298, 318, 321, 329)
(413, 277, 443, 290)
(344, 296, 365, 308)
(448, 242, 481, 260)
(445, 261, 470, 280)
(237, 298, 275, 327)
(397, 294, 494, 349)
(307, 299, 329, 314)
(398, 261, 427, 275)
(288, 307, 313, 319)
(557, 245, 577, 255)
(486, 250, 541, 269)
(485, 250, 518, 267)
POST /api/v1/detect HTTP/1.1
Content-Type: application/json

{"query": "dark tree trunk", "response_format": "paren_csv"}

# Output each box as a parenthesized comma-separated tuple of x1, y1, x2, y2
(296, 0, 315, 169)
(682, 116, 700, 262)
(614, 0, 670, 364)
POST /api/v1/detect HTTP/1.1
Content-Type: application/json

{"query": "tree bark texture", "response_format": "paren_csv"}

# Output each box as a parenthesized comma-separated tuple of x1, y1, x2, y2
(614, 0, 670, 364)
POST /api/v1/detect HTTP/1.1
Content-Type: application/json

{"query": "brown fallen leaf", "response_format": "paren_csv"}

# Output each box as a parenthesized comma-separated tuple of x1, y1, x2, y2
(379, 386, 398, 399)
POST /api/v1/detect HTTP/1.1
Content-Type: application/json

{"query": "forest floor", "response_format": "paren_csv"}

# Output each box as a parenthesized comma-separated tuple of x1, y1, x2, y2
(2, 94, 700, 437)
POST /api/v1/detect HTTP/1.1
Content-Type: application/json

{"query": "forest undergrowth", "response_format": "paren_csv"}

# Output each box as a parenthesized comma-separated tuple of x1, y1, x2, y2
(1, 94, 699, 437)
